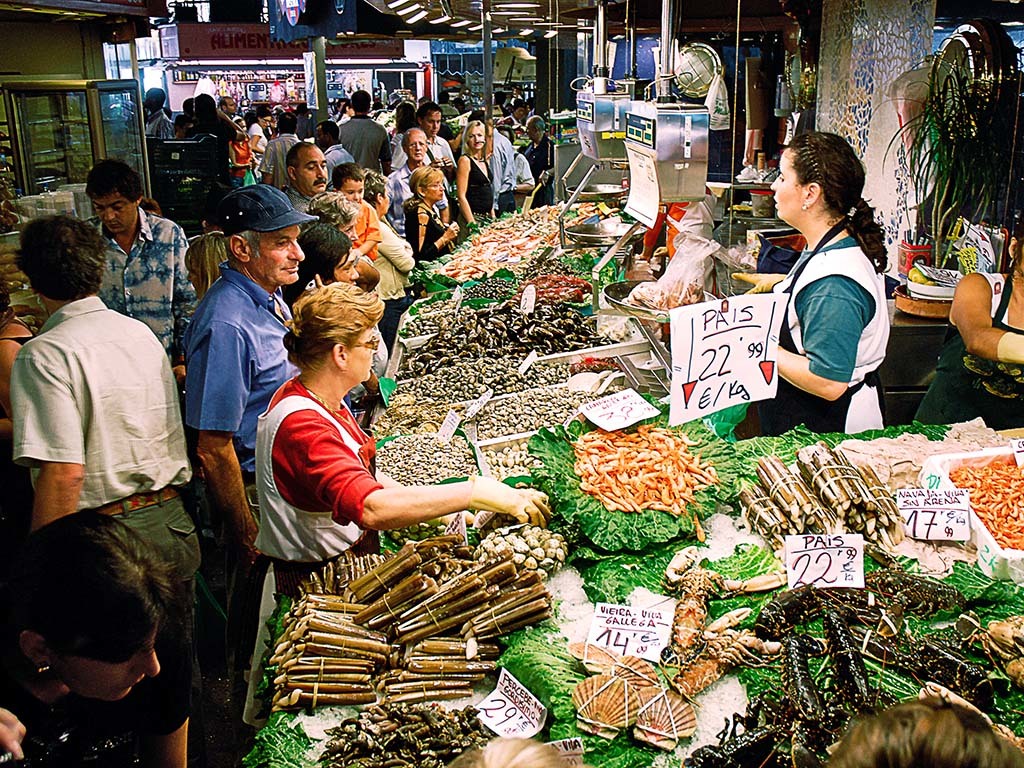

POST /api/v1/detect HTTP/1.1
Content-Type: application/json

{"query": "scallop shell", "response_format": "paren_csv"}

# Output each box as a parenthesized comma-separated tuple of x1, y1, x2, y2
(611, 655, 660, 688)
(633, 689, 697, 751)
(567, 641, 620, 674)
(572, 674, 658, 739)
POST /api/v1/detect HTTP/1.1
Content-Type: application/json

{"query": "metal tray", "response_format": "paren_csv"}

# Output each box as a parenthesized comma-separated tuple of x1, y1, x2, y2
(565, 183, 626, 202)
(603, 281, 672, 323)
(565, 218, 645, 246)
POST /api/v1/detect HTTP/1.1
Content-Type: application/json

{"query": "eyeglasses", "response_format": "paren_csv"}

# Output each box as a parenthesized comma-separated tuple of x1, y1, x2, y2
(350, 332, 381, 350)
(427, 182, 446, 189)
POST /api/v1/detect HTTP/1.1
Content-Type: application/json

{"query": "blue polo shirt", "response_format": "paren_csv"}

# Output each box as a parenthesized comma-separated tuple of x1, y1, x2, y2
(184, 264, 297, 473)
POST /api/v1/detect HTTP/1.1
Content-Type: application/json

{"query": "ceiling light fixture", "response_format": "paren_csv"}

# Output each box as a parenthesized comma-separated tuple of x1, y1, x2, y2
(519, 28, 534, 35)
(386, 0, 413, 9)
(405, 8, 428, 22)
(544, 29, 558, 37)
(396, 4, 420, 15)
(451, 18, 473, 26)
(429, 14, 452, 22)
(468, 23, 483, 30)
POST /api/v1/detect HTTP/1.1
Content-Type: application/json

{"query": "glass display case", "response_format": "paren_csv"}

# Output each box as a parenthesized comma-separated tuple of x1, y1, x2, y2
(1, 79, 148, 196)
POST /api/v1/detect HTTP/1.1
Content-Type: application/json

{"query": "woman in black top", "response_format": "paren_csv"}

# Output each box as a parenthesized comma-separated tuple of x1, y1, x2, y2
(403, 166, 459, 264)
(456, 120, 494, 226)
(0, 513, 190, 767)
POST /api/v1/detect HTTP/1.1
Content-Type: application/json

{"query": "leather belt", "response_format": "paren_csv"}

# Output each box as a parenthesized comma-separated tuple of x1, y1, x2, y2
(95, 486, 180, 517)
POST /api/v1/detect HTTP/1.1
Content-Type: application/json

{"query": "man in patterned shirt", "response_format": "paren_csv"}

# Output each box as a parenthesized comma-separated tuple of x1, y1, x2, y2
(87, 160, 196, 381)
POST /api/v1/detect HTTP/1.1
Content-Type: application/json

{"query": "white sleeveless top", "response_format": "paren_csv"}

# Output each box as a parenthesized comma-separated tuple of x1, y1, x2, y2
(254, 395, 364, 561)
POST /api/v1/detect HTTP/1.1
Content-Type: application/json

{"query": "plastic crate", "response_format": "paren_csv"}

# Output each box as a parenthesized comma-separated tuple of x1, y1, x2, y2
(147, 135, 220, 178)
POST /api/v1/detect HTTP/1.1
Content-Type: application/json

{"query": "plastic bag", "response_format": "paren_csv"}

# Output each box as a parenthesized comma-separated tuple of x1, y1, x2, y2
(705, 73, 731, 131)
(627, 233, 720, 310)
(242, 169, 257, 187)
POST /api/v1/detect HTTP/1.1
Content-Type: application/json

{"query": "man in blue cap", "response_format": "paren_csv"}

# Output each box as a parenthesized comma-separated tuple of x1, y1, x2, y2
(183, 185, 315, 677)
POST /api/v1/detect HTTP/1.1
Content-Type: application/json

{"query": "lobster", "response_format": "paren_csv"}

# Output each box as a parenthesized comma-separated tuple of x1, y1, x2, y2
(822, 611, 873, 713)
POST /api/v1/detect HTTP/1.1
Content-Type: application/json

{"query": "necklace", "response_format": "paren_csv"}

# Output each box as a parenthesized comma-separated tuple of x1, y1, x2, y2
(301, 379, 343, 415)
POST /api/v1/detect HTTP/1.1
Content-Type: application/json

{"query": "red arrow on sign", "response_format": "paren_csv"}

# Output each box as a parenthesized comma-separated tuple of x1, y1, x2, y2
(681, 380, 698, 406)
(759, 360, 775, 384)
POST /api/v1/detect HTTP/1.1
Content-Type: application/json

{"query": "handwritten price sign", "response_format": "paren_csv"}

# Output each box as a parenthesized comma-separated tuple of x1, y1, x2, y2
(784, 534, 864, 589)
(547, 738, 585, 766)
(1011, 439, 1024, 467)
(585, 602, 672, 663)
(579, 388, 660, 432)
(668, 294, 787, 425)
(897, 489, 971, 541)
(436, 409, 461, 444)
(477, 669, 547, 738)
(444, 510, 468, 544)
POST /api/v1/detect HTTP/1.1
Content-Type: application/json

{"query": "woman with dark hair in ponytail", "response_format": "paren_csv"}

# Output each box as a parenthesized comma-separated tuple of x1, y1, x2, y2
(736, 131, 890, 435)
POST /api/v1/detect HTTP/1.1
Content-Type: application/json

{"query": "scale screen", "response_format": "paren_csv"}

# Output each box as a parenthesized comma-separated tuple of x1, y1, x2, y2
(576, 99, 594, 123)
(625, 112, 655, 149)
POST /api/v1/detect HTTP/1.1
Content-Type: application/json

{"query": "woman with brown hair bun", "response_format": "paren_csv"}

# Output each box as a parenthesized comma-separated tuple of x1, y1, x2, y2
(735, 131, 890, 435)
(447, 738, 571, 768)
(254, 282, 549, 595)
(404, 165, 459, 264)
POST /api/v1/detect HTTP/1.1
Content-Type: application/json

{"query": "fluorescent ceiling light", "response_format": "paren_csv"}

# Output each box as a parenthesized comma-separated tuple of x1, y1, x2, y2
(451, 18, 473, 26)
(468, 23, 483, 30)
(544, 29, 558, 37)
(496, 2, 541, 6)
(386, 0, 412, 8)
(406, 8, 428, 21)
(519, 28, 534, 34)
(429, 14, 452, 22)
(396, 3, 420, 15)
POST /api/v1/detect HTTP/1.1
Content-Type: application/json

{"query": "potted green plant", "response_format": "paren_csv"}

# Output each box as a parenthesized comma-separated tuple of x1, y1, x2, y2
(896, 37, 1016, 269)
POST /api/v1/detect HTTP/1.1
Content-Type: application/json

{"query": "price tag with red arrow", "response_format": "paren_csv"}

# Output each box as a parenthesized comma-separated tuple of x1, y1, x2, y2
(667, 294, 786, 425)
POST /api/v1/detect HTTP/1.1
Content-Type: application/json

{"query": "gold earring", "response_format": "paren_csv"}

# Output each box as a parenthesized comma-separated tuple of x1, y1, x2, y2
(36, 662, 51, 675)
(801, 202, 809, 211)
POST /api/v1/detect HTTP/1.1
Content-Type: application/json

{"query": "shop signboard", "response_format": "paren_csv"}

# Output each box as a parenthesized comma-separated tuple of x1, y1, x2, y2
(163, 23, 402, 61)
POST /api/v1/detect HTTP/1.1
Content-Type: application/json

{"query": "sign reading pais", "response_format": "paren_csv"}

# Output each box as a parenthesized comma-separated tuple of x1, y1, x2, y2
(161, 24, 405, 60)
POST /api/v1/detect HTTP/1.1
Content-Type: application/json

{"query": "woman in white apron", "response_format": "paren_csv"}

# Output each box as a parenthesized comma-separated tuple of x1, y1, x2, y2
(738, 132, 890, 435)
(244, 283, 548, 722)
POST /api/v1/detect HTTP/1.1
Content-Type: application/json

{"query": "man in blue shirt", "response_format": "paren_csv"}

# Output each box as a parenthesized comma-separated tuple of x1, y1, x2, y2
(183, 185, 315, 672)
(490, 123, 518, 215)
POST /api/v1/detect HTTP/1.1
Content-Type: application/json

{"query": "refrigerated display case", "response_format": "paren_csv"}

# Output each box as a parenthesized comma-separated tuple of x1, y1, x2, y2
(0, 79, 149, 196)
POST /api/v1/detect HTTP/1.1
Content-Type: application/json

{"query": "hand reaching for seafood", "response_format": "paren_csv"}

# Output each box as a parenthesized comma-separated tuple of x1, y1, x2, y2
(0, 708, 26, 761)
(469, 476, 550, 527)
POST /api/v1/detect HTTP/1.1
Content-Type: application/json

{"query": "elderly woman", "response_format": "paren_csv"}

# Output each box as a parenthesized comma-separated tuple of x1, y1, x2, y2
(364, 170, 415, 352)
(916, 237, 1024, 428)
(403, 166, 459, 264)
(307, 191, 380, 292)
(0, 512, 188, 767)
(734, 132, 890, 435)
(255, 282, 548, 593)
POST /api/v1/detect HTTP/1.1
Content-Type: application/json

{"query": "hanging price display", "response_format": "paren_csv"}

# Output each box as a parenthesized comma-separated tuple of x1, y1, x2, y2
(436, 409, 461, 444)
(784, 533, 864, 589)
(1011, 438, 1024, 467)
(547, 738, 585, 766)
(668, 294, 786, 425)
(579, 388, 660, 432)
(476, 669, 547, 738)
(896, 489, 971, 541)
(585, 602, 673, 663)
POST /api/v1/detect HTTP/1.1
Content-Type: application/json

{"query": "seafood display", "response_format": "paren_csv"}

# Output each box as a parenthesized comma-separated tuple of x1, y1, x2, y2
(574, 425, 719, 518)
(438, 251, 501, 281)
(462, 276, 519, 301)
(399, 302, 611, 378)
(320, 703, 492, 768)
(480, 439, 543, 481)
(376, 434, 477, 485)
(739, 443, 904, 550)
(270, 536, 552, 712)
(949, 462, 1024, 549)
(515, 274, 592, 304)
(570, 654, 697, 750)
(399, 295, 459, 339)
(474, 524, 567, 578)
(372, 396, 461, 439)
(476, 386, 620, 441)
(395, 357, 572, 404)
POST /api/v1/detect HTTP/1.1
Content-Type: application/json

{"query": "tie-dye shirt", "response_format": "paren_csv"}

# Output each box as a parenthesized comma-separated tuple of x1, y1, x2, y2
(97, 208, 197, 359)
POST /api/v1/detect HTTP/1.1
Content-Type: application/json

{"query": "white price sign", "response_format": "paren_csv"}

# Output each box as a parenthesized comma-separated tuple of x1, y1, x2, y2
(784, 534, 864, 589)
(444, 510, 468, 544)
(477, 668, 547, 738)
(579, 388, 660, 432)
(547, 738, 585, 766)
(668, 294, 786, 425)
(897, 489, 971, 541)
(518, 349, 539, 375)
(436, 409, 461, 444)
(464, 388, 493, 421)
(453, 286, 464, 315)
(520, 284, 537, 314)
(585, 602, 672, 663)
(1011, 439, 1024, 467)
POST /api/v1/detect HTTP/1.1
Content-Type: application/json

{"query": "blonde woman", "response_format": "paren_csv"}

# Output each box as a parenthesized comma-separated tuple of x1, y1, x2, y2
(403, 166, 459, 264)
(363, 171, 415, 351)
(185, 232, 228, 300)
(456, 119, 494, 226)
(447, 738, 573, 768)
